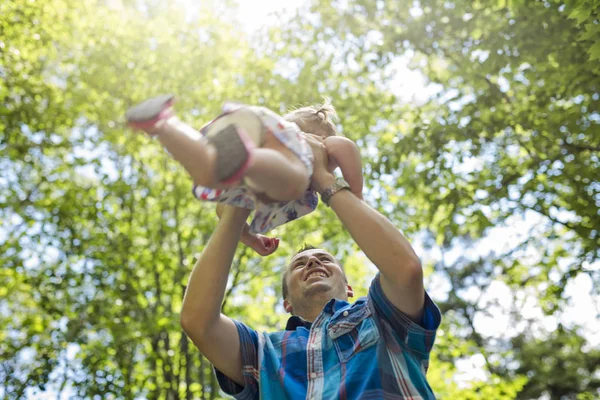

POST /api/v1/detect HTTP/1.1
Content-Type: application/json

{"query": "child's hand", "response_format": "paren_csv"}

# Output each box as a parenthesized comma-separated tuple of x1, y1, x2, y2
(246, 234, 280, 256)
(216, 203, 279, 256)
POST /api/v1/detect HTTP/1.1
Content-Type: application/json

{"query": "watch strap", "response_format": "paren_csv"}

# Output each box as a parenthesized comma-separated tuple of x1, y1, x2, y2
(320, 178, 351, 206)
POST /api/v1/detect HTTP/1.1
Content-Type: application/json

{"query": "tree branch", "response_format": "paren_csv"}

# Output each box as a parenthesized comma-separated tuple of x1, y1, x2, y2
(221, 246, 251, 312)
(561, 142, 600, 153)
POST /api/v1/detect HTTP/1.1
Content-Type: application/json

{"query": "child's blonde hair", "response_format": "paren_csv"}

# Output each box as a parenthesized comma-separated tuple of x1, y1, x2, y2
(283, 101, 338, 137)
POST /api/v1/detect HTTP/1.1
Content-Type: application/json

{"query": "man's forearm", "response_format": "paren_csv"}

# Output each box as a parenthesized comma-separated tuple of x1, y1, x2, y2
(180, 207, 250, 331)
(326, 185, 425, 320)
(327, 187, 422, 285)
(306, 134, 425, 319)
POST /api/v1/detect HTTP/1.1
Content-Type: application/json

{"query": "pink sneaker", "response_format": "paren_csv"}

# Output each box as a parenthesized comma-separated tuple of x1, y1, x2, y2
(125, 94, 175, 134)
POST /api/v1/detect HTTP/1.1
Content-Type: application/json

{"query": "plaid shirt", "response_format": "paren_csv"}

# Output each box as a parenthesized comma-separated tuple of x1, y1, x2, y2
(216, 274, 441, 399)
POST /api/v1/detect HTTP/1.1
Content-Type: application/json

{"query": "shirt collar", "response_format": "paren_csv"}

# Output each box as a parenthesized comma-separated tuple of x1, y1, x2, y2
(285, 316, 311, 331)
(323, 297, 350, 314)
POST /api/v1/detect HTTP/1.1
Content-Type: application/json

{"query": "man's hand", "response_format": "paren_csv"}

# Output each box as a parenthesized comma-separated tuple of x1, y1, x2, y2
(304, 133, 335, 193)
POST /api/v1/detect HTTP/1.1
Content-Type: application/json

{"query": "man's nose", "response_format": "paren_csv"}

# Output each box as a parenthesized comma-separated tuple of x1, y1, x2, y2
(306, 256, 321, 268)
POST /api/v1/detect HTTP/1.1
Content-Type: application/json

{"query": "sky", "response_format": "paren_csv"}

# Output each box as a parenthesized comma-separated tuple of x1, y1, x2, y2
(14, 0, 599, 398)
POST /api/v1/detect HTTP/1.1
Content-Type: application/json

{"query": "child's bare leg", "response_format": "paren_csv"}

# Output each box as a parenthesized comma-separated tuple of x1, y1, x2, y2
(155, 121, 309, 198)
(153, 117, 219, 187)
(244, 135, 310, 201)
(126, 96, 219, 187)
(127, 96, 310, 197)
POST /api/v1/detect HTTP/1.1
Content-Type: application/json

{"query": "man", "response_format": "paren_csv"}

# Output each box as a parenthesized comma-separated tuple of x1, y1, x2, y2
(180, 135, 441, 399)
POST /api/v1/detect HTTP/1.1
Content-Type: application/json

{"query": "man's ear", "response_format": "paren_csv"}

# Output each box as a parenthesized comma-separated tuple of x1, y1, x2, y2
(284, 299, 293, 313)
(347, 285, 354, 298)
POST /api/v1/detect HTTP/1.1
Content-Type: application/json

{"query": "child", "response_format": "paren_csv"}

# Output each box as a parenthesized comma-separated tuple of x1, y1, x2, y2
(125, 95, 362, 255)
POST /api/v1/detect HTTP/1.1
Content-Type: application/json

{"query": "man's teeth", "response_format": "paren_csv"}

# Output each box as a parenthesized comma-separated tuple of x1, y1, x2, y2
(308, 272, 327, 279)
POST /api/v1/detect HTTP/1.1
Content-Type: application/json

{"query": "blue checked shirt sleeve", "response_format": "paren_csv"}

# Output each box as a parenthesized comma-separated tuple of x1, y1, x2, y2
(369, 273, 441, 355)
(213, 320, 260, 400)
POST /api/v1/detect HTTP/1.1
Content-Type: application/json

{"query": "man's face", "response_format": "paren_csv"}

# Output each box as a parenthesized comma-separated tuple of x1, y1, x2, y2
(284, 249, 350, 312)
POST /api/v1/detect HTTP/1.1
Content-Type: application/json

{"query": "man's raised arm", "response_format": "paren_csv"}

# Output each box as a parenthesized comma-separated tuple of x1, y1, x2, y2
(180, 207, 251, 386)
(307, 135, 425, 321)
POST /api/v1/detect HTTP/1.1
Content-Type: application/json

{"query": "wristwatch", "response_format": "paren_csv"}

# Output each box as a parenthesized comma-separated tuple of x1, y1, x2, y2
(320, 177, 351, 206)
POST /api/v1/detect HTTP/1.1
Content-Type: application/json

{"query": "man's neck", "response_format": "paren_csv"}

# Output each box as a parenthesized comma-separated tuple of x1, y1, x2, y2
(294, 305, 323, 323)
(291, 291, 350, 322)
(294, 300, 329, 323)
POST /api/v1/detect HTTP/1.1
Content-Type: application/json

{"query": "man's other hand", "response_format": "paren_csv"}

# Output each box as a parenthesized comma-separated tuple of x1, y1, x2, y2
(304, 133, 335, 193)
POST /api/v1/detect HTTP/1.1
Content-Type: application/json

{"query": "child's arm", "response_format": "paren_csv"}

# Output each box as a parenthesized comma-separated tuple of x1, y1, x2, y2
(323, 136, 364, 200)
(215, 203, 279, 256)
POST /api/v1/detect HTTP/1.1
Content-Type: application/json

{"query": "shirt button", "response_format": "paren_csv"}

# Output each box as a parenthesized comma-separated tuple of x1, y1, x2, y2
(310, 372, 318, 379)
(343, 311, 349, 317)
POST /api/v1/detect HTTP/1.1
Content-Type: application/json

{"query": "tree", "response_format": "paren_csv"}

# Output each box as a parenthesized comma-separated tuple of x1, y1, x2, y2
(301, 0, 600, 398)
(3, 0, 598, 398)
(1, 0, 376, 398)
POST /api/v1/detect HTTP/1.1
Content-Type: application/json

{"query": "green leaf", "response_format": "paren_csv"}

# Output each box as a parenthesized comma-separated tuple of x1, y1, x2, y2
(568, 6, 591, 24)
(588, 40, 600, 61)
